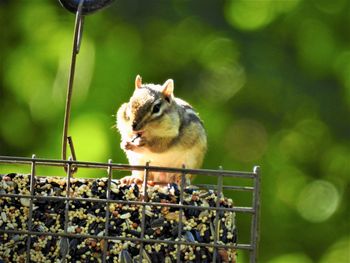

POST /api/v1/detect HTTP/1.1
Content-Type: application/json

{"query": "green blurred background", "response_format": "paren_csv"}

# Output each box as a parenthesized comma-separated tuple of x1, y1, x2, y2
(0, 0, 349, 262)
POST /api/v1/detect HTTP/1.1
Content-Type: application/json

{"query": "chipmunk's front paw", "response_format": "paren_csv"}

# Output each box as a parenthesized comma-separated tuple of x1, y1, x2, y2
(122, 141, 136, 151)
(121, 136, 146, 151)
(119, 175, 143, 185)
(132, 135, 146, 147)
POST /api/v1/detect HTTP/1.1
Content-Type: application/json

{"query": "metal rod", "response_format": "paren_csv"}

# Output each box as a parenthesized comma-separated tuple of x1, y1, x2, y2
(250, 166, 261, 263)
(0, 229, 252, 250)
(61, 158, 73, 262)
(195, 184, 254, 192)
(176, 164, 186, 263)
(139, 162, 149, 262)
(0, 192, 254, 213)
(102, 159, 113, 263)
(0, 156, 256, 178)
(61, 0, 85, 171)
(212, 167, 224, 263)
(67, 136, 77, 160)
(25, 154, 36, 263)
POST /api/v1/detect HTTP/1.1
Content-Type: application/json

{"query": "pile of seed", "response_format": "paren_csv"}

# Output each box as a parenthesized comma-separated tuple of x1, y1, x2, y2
(0, 173, 237, 263)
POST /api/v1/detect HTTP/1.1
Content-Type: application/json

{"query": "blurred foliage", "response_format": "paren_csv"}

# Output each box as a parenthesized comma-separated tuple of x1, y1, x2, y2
(0, 0, 349, 262)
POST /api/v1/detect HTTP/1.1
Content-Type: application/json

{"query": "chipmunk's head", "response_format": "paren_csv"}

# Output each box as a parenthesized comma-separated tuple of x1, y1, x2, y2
(125, 75, 180, 136)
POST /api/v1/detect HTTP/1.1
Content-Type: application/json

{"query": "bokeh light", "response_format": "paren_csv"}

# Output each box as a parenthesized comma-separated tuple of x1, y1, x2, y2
(279, 119, 330, 164)
(296, 19, 336, 74)
(276, 165, 308, 206)
(321, 145, 350, 182)
(225, 0, 301, 31)
(198, 37, 245, 102)
(225, 0, 274, 31)
(297, 180, 340, 222)
(320, 236, 350, 263)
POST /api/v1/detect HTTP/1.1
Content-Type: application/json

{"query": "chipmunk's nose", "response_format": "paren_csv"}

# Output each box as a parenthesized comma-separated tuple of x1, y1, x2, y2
(132, 122, 138, 131)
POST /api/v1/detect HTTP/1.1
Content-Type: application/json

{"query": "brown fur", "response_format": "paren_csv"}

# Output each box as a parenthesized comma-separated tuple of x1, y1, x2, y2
(116, 76, 207, 185)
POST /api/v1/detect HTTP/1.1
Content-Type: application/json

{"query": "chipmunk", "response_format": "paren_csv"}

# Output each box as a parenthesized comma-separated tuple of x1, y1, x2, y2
(116, 75, 207, 185)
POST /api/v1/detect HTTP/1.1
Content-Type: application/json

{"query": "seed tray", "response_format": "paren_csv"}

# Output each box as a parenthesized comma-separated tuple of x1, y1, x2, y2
(0, 173, 237, 263)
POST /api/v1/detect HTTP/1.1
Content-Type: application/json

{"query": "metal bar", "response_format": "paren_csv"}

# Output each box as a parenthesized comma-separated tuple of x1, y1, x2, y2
(195, 184, 254, 192)
(64, 159, 73, 236)
(61, 0, 85, 168)
(75, 11, 84, 53)
(102, 159, 113, 263)
(250, 166, 261, 263)
(139, 162, 149, 262)
(25, 154, 36, 263)
(67, 136, 78, 170)
(61, 158, 73, 262)
(0, 156, 256, 178)
(0, 229, 252, 250)
(0, 192, 254, 213)
(176, 165, 186, 263)
(212, 168, 224, 263)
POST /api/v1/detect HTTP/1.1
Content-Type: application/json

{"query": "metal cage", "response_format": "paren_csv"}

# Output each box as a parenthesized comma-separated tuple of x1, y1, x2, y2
(0, 155, 260, 263)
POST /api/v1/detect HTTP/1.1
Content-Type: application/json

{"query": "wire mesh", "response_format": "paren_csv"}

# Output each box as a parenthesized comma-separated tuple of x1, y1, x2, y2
(0, 155, 260, 263)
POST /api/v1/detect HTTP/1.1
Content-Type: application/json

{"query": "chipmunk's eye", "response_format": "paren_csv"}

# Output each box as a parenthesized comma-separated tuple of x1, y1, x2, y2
(152, 102, 162, 114)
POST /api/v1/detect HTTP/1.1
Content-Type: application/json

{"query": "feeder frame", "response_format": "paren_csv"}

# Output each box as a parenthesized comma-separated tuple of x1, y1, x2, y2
(0, 155, 261, 263)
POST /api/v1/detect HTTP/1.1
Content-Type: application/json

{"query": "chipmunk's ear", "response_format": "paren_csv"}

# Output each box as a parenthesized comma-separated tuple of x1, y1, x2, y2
(135, 75, 142, 89)
(161, 79, 174, 100)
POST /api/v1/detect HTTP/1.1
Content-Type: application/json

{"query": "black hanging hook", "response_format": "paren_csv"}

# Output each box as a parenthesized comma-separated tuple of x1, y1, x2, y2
(59, 0, 115, 15)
